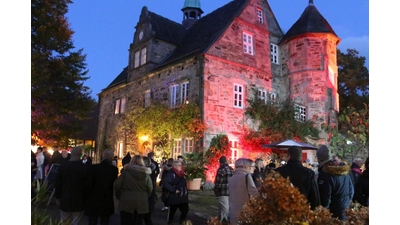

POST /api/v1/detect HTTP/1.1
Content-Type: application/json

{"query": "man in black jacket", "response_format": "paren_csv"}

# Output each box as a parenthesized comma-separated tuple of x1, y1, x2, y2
(275, 146, 321, 210)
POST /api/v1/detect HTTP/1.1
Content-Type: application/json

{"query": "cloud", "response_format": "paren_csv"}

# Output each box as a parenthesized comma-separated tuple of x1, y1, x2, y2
(337, 35, 369, 68)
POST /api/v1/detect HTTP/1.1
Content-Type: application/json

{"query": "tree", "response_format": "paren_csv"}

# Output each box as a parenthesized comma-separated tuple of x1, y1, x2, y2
(337, 49, 369, 111)
(322, 104, 369, 160)
(244, 89, 320, 144)
(31, 0, 96, 143)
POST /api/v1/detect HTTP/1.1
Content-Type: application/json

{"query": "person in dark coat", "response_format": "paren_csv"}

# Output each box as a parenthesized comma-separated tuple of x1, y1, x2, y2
(55, 146, 88, 225)
(142, 156, 157, 225)
(122, 152, 132, 166)
(275, 146, 321, 210)
(353, 157, 369, 206)
(85, 149, 118, 225)
(316, 145, 354, 221)
(81, 154, 92, 166)
(160, 158, 174, 211)
(163, 160, 189, 225)
(252, 158, 266, 189)
(349, 158, 363, 187)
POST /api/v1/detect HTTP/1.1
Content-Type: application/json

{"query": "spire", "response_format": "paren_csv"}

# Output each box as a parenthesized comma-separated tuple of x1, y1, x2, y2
(309, 0, 314, 5)
(181, 0, 203, 29)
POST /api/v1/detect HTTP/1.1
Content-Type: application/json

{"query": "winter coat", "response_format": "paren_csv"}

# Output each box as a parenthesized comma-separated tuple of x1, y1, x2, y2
(214, 163, 234, 196)
(55, 160, 89, 212)
(228, 168, 259, 225)
(36, 152, 44, 180)
(353, 168, 369, 206)
(85, 159, 118, 217)
(350, 162, 362, 186)
(162, 169, 189, 205)
(160, 164, 172, 187)
(275, 160, 321, 209)
(114, 164, 152, 214)
(251, 167, 266, 189)
(318, 160, 354, 221)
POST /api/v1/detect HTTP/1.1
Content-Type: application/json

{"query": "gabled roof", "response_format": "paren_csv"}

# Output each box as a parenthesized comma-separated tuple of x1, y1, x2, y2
(103, 66, 128, 90)
(279, 1, 337, 44)
(156, 0, 249, 68)
(146, 10, 187, 45)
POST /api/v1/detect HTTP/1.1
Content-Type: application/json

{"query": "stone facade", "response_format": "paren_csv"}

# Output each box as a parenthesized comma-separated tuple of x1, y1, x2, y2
(96, 0, 340, 162)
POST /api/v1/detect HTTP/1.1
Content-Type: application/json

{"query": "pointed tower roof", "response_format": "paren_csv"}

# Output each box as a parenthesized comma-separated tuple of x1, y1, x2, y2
(280, 0, 337, 44)
(182, 0, 203, 13)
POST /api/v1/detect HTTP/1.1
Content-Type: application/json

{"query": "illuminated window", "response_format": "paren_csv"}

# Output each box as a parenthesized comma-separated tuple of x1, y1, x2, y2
(294, 104, 306, 122)
(257, 8, 263, 24)
(229, 140, 240, 163)
(173, 139, 182, 158)
(234, 84, 244, 108)
(270, 43, 279, 64)
(114, 98, 126, 114)
(140, 47, 147, 65)
(144, 90, 151, 108)
(184, 138, 194, 153)
(170, 81, 190, 108)
(134, 51, 140, 68)
(258, 89, 267, 104)
(243, 32, 253, 55)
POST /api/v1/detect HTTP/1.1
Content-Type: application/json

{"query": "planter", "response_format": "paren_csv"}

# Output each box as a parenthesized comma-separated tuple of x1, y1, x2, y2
(187, 178, 202, 190)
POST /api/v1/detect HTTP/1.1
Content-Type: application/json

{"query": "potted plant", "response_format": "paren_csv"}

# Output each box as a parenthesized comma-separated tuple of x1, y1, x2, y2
(184, 152, 207, 190)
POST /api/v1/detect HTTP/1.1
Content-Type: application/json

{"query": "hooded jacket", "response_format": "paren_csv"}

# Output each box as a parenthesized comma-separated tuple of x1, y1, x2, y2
(318, 160, 354, 221)
(114, 164, 152, 214)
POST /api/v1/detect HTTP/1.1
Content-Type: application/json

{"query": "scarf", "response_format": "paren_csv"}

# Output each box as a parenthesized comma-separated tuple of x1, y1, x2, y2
(173, 166, 185, 177)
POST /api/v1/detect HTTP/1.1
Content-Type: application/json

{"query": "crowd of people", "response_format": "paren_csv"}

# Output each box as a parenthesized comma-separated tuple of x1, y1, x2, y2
(31, 145, 369, 225)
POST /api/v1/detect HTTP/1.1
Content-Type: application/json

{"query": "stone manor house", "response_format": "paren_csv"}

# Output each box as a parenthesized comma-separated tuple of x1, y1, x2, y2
(96, 0, 340, 162)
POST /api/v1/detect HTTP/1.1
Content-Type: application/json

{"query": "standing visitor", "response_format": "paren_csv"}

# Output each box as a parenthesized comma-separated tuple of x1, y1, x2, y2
(275, 146, 321, 209)
(316, 145, 354, 221)
(354, 157, 369, 206)
(213, 156, 234, 224)
(55, 146, 88, 225)
(160, 158, 174, 211)
(81, 154, 92, 166)
(42, 146, 51, 176)
(85, 149, 118, 225)
(142, 156, 156, 225)
(228, 158, 259, 225)
(251, 158, 266, 189)
(114, 155, 153, 225)
(164, 160, 189, 225)
(349, 158, 364, 186)
(36, 147, 45, 185)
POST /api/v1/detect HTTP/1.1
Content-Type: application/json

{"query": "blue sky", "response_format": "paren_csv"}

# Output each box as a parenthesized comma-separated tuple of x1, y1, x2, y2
(67, 0, 369, 100)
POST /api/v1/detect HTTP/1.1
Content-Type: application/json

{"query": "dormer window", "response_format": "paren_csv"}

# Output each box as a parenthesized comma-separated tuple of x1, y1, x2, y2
(134, 47, 147, 68)
(257, 8, 263, 24)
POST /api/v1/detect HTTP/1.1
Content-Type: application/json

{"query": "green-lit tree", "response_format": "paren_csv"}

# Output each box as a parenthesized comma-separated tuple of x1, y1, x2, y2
(337, 49, 369, 111)
(31, 0, 96, 144)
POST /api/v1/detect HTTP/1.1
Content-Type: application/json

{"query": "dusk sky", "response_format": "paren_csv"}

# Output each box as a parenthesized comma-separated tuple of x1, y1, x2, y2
(66, 0, 369, 100)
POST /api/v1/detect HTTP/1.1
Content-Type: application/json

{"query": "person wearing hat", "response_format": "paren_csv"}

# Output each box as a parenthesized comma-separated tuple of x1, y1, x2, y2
(55, 146, 88, 225)
(213, 156, 234, 224)
(275, 146, 321, 210)
(316, 145, 354, 221)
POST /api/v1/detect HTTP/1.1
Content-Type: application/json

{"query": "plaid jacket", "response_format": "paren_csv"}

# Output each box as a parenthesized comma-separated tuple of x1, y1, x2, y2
(214, 163, 234, 196)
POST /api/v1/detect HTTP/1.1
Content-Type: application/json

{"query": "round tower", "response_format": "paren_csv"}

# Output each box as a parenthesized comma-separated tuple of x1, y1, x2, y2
(279, 0, 341, 139)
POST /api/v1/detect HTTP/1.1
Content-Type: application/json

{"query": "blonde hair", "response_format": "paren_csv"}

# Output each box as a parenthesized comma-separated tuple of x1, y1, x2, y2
(130, 155, 145, 166)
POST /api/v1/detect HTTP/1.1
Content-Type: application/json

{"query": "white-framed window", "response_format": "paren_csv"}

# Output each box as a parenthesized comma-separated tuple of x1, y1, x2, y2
(258, 89, 267, 104)
(114, 98, 126, 114)
(269, 92, 277, 104)
(173, 139, 182, 159)
(134, 51, 140, 68)
(184, 138, 194, 153)
(294, 104, 306, 122)
(144, 90, 151, 108)
(181, 81, 189, 104)
(243, 32, 253, 55)
(234, 84, 244, 108)
(170, 81, 190, 108)
(270, 43, 279, 64)
(229, 140, 240, 163)
(140, 47, 147, 66)
(257, 8, 263, 24)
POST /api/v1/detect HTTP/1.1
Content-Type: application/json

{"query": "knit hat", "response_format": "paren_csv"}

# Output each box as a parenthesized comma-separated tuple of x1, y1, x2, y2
(317, 145, 332, 164)
(219, 156, 227, 164)
(70, 146, 82, 161)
